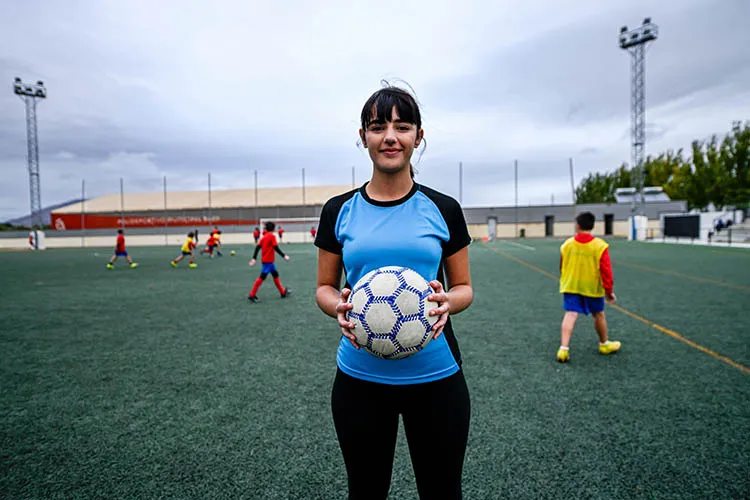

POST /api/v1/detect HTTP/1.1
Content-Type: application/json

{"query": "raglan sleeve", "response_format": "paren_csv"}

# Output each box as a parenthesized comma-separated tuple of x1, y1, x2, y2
(314, 198, 343, 255)
(442, 198, 472, 257)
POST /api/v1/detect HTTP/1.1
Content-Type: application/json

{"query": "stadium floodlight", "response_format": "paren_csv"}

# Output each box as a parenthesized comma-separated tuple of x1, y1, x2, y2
(619, 18, 658, 216)
(13, 77, 47, 246)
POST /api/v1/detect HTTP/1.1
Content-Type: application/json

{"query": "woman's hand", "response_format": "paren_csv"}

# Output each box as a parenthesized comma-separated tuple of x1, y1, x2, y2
(427, 280, 451, 339)
(336, 288, 360, 349)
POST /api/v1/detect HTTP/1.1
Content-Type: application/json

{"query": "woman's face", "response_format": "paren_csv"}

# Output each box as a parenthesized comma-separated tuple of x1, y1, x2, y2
(361, 106, 423, 175)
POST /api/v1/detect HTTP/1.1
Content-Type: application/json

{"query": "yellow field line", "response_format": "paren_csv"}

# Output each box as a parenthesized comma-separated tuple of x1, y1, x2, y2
(482, 243, 750, 375)
(612, 260, 750, 292)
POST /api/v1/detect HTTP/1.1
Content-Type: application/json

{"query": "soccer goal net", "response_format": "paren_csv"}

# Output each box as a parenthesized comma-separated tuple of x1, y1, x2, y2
(259, 217, 320, 243)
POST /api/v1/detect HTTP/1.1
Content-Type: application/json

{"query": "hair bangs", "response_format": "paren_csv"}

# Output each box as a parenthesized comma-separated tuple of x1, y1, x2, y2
(361, 88, 421, 130)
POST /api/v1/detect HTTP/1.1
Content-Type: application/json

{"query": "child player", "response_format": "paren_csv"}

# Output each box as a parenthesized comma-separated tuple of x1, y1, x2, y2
(201, 232, 218, 257)
(253, 226, 261, 244)
(277, 226, 284, 243)
(248, 221, 292, 302)
(557, 212, 621, 363)
(211, 227, 223, 256)
(107, 229, 138, 269)
(171, 231, 198, 268)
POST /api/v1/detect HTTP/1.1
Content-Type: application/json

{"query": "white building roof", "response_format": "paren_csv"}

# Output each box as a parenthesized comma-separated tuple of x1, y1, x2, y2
(53, 185, 354, 214)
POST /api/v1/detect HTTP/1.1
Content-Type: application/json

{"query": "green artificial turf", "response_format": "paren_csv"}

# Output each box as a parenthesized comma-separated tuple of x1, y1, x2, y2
(1, 240, 748, 499)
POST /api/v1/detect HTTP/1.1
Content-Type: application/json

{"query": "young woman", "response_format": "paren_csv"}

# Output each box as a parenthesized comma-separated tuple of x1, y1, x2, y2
(315, 84, 474, 499)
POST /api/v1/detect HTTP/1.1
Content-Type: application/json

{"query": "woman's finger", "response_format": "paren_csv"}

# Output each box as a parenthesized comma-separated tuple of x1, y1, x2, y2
(432, 314, 448, 331)
(429, 304, 449, 316)
(433, 326, 445, 339)
(338, 317, 356, 330)
(432, 311, 449, 338)
(340, 328, 360, 349)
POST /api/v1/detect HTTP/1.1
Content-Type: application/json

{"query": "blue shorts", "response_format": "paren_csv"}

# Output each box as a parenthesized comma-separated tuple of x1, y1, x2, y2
(115, 251, 128, 257)
(563, 293, 605, 315)
(261, 262, 277, 275)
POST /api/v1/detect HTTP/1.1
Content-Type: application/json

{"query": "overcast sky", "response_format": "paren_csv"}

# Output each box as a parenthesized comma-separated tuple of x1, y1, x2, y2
(1, 0, 748, 219)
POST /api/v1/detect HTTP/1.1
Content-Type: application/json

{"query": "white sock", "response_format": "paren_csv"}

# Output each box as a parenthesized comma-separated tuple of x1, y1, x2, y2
(559, 346, 569, 351)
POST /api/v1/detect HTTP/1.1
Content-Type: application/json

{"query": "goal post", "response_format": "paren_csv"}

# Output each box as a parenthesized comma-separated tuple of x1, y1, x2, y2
(259, 217, 320, 243)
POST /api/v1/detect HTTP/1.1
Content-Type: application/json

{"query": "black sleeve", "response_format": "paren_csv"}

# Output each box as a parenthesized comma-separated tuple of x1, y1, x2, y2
(314, 189, 357, 255)
(442, 201, 471, 257)
(274, 245, 286, 258)
(252, 245, 261, 260)
(419, 185, 471, 257)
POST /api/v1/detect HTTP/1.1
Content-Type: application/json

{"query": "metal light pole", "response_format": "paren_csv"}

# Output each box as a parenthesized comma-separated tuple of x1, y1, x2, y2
(254, 170, 258, 224)
(458, 162, 463, 205)
(514, 159, 519, 238)
(13, 77, 46, 246)
(619, 18, 658, 215)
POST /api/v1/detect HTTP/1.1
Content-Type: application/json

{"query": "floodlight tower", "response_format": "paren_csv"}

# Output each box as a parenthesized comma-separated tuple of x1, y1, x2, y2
(13, 77, 47, 237)
(619, 18, 658, 215)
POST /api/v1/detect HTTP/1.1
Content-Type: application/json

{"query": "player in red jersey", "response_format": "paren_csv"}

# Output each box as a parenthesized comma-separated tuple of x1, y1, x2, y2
(248, 221, 292, 302)
(107, 229, 138, 269)
(277, 226, 285, 243)
(310, 226, 317, 239)
(201, 233, 218, 257)
(210, 227, 224, 256)
(253, 226, 261, 244)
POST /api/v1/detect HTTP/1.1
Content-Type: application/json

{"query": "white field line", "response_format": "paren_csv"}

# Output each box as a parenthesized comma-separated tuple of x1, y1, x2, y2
(505, 240, 536, 251)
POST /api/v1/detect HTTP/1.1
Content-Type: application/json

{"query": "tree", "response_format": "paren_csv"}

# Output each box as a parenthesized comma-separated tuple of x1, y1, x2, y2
(575, 121, 750, 210)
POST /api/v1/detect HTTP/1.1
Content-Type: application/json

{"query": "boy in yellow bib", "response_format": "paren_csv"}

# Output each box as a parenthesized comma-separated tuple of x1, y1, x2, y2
(557, 212, 621, 363)
(171, 231, 198, 268)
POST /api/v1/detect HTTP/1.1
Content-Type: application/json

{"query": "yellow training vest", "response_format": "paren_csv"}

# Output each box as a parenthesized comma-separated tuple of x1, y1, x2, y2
(559, 236, 609, 297)
(181, 237, 194, 253)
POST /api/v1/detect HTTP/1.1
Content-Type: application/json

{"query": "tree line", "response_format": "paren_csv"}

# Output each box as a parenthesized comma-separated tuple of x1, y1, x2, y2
(575, 121, 750, 210)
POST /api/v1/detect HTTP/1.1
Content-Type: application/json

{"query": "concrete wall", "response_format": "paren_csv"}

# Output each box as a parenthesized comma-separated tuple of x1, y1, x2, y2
(462, 200, 686, 225)
(469, 220, 634, 240)
(44, 200, 688, 230)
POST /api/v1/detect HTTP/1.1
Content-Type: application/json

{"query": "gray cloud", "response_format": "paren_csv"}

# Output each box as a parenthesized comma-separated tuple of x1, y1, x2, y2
(428, 1, 750, 126)
(1, 0, 748, 220)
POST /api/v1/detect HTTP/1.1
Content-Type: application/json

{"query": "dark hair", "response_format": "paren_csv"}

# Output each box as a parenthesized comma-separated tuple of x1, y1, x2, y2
(188, 231, 195, 238)
(117, 229, 123, 234)
(360, 82, 424, 179)
(576, 212, 596, 231)
(265, 221, 275, 232)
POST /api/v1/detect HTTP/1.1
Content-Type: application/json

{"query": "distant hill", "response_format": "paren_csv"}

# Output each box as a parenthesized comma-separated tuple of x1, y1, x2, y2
(3, 199, 86, 227)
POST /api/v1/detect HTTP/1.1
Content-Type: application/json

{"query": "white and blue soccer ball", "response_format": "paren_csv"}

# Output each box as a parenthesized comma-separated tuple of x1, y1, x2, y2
(347, 266, 439, 360)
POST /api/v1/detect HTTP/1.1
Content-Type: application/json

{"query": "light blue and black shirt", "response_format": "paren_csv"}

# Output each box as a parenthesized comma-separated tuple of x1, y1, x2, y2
(315, 182, 471, 385)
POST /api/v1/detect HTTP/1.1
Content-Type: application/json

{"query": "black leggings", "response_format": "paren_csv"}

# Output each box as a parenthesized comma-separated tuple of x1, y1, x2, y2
(331, 368, 471, 500)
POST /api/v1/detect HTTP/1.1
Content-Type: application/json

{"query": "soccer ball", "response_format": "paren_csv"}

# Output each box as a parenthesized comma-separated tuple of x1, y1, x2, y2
(230, 250, 235, 256)
(347, 266, 439, 360)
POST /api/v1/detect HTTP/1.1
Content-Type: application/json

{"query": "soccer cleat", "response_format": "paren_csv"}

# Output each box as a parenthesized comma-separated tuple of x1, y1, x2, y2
(170, 261, 177, 268)
(281, 289, 293, 299)
(106, 263, 114, 269)
(556, 348, 570, 363)
(130, 263, 139, 268)
(189, 263, 198, 268)
(248, 295, 259, 303)
(599, 340, 622, 355)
